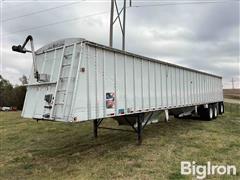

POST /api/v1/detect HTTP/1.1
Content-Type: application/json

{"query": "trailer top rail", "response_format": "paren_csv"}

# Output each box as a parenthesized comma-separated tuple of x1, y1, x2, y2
(35, 38, 222, 79)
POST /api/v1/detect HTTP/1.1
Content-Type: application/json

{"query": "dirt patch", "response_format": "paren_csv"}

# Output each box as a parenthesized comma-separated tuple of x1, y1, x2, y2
(223, 89, 240, 100)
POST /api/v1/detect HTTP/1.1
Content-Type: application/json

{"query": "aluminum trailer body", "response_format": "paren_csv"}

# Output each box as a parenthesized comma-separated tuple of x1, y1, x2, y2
(18, 37, 224, 143)
(22, 38, 223, 121)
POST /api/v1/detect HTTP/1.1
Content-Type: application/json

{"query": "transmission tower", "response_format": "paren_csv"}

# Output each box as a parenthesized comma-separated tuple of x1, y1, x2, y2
(232, 78, 235, 89)
(109, 0, 132, 51)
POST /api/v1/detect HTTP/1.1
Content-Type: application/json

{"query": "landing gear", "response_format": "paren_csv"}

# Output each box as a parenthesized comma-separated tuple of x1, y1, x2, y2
(93, 119, 103, 138)
(93, 119, 98, 138)
(93, 113, 150, 145)
(137, 114, 143, 145)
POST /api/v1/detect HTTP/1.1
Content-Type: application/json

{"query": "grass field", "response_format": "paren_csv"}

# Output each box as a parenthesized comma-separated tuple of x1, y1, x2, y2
(0, 103, 239, 180)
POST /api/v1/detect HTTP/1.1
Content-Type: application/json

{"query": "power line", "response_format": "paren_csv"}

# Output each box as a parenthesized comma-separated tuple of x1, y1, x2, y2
(2, 0, 81, 2)
(5, 10, 109, 36)
(130, 0, 238, 8)
(5, 0, 238, 36)
(3, 1, 85, 22)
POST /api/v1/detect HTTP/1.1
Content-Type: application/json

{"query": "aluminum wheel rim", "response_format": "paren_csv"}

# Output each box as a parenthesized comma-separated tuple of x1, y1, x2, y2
(209, 108, 213, 119)
(221, 105, 223, 113)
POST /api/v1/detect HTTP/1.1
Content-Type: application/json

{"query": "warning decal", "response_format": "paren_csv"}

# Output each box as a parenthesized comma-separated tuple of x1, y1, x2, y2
(106, 92, 115, 109)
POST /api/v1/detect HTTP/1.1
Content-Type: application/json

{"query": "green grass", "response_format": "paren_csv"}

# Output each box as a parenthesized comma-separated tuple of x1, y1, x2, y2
(225, 103, 240, 116)
(0, 104, 239, 180)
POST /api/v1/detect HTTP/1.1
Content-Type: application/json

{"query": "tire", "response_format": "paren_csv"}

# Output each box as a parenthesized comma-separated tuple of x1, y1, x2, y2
(205, 105, 214, 121)
(198, 106, 205, 119)
(219, 102, 224, 115)
(213, 104, 218, 119)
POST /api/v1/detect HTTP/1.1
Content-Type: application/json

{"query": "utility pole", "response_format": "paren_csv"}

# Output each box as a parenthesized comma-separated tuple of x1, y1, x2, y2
(232, 78, 235, 89)
(109, 0, 131, 51)
(122, 0, 126, 50)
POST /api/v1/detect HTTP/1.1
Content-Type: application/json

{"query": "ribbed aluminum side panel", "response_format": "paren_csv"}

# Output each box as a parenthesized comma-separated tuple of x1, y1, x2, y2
(69, 43, 223, 122)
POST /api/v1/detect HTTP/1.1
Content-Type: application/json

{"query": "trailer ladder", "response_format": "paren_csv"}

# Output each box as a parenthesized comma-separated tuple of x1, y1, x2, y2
(51, 44, 78, 120)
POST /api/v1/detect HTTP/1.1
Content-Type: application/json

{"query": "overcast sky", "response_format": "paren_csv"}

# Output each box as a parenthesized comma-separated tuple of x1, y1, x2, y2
(1, 0, 239, 88)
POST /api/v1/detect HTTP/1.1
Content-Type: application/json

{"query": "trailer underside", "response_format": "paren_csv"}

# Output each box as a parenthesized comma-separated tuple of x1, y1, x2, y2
(34, 101, 224, 145)
(91, 102, 224, 144)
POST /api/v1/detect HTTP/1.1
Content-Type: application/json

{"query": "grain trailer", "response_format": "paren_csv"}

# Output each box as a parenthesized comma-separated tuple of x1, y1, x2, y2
(12, 36, 224, 144)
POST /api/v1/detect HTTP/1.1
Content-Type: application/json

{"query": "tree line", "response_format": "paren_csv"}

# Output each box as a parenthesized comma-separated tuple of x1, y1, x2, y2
(0, 75, 27, 110)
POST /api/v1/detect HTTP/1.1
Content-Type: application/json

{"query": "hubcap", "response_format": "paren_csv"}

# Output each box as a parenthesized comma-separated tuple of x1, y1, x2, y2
(214, 107, 217, 117)
(209, 108, 213, 119)
(221, 105, 223, 113)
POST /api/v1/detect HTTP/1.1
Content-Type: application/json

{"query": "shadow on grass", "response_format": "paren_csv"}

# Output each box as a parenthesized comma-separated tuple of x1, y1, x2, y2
(24, 115, 207, 161)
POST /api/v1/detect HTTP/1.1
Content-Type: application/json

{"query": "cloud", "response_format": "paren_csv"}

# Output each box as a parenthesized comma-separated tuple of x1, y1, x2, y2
(1, 1, 239, 88)
(192, 2, 239, 42)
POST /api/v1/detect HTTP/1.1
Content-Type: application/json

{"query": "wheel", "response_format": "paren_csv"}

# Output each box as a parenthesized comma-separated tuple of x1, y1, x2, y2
(198, 106, 205, 119)
(213, 104, 218, 119)
(205, 105, 214, 121)
(219, 102, 224, 115)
